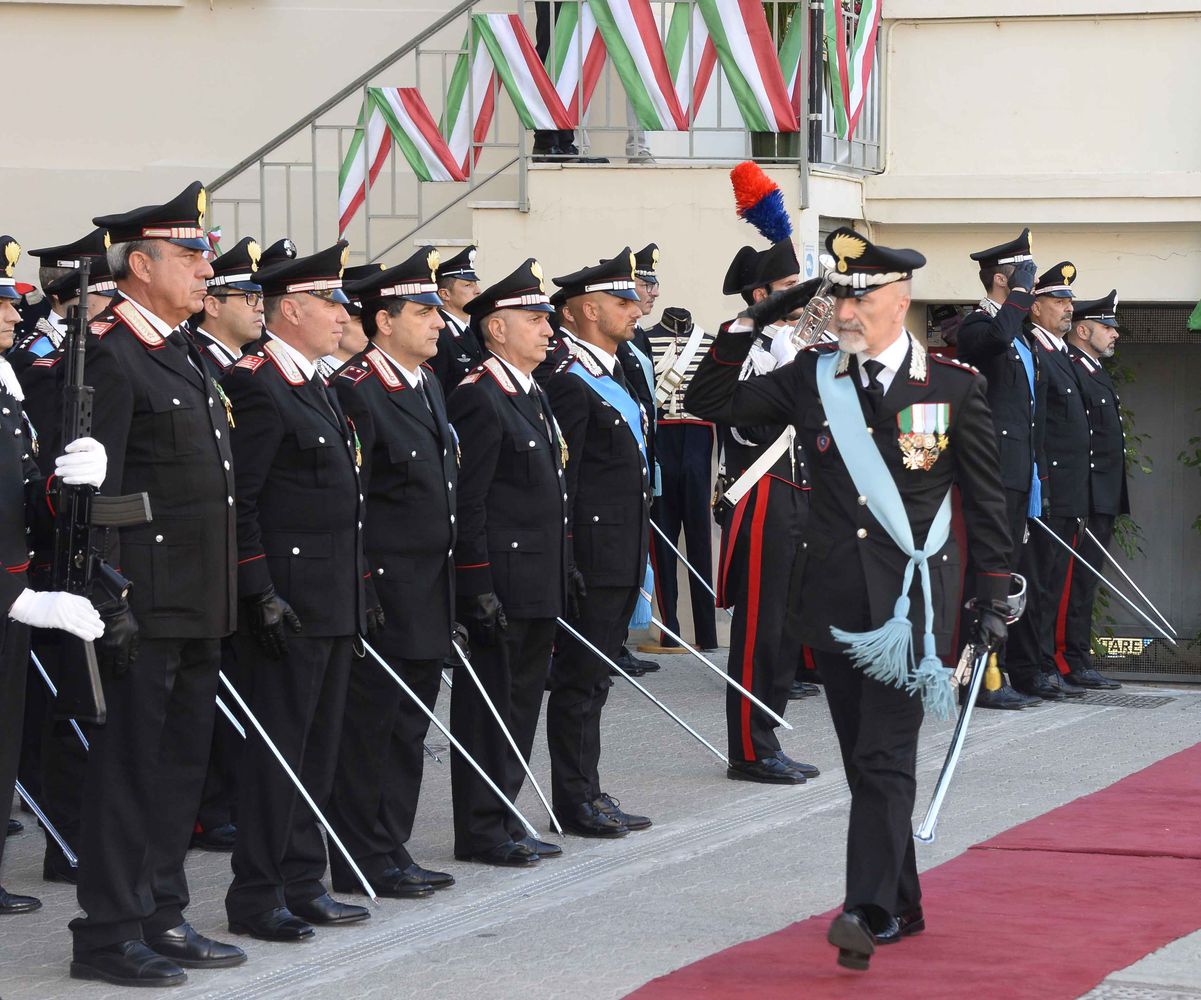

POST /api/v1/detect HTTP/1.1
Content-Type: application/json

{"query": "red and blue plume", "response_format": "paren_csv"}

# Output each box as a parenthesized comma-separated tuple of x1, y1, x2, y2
(730, 161, 792, 244)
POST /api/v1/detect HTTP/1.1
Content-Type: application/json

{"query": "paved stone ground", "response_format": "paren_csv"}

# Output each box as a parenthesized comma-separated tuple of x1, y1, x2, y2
(2, 649, 1200, 1000)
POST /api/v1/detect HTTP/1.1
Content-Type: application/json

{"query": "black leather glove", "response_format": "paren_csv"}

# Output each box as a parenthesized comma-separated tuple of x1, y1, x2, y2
(974, 601, 1009, 650)
(451, 621, 470, 656)
(366, 605, 386, 636)
(458, 592, 507, 647)
(246, 586, 302, 659)
(566, 566, 588, 620)
(95, 600, 140, 676)
(1010, 258, 1038, 293)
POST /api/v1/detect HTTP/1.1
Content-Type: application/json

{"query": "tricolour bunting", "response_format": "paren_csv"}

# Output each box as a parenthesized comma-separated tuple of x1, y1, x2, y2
(824, 0, 881, 139)
(545, 2, 607, 122)
(443, 27, 498, 176)
(472, 13, 575, 130)
(589, 0, 689, 131)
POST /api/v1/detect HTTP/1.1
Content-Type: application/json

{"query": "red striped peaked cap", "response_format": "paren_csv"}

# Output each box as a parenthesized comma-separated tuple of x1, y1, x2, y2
(29, 228, 116, 298)
(1034, 261, 1077, 299)
(93, 180, 211, 252)
(345, 246, 441, 308)
(553, 249, 641, 302)
(821, 227, 925, 299)
(255, 240, 351, 305)
(465, 258, 553, 318)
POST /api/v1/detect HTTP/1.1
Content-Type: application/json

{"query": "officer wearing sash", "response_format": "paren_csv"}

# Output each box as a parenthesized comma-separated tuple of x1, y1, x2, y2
(1005, 262, 1089, 701)
(431, 245, 484, 394)
(189, 236, 265, 379)
(448, 258, 566, 866)
(1062, 291, 1125, 689)
(687, 229, 1011, 971)
(715, 241, 819, 785)
(544, 251, 654, 838)
(955, 230, 1044, 710)
(324, 249, 459, 898)
(222, 241, 372, 942)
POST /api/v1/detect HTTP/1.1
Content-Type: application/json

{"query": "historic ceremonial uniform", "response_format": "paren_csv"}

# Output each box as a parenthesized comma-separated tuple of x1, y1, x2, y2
(222, 242, 369, 934)
(448, 259, 567, 862)
(430, 246, 484, 394)
(323, 250, 459, 897)
(1063, 291, 1127, 687)
(687, 230, 1010, 966)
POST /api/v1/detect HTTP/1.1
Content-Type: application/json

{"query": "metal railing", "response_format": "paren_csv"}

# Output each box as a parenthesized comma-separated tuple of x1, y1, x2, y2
(808, 0, 882, 172)
(207, 0, 881, 263)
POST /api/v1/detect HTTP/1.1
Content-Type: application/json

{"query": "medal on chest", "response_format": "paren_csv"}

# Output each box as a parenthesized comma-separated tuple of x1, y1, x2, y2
(213, 379, 235, 429)
(897, 403, 950, 471)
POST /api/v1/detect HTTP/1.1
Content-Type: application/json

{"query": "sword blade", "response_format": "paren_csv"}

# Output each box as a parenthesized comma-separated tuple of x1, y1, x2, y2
(649, 519, 733, 619)
(1084, 526, 1177, 638)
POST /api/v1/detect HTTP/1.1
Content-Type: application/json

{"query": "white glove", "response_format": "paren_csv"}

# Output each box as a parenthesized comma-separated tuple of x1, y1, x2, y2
(8, 588, 105, 641)
(768, 324, 799, 368)
(54, 437, 108, 488)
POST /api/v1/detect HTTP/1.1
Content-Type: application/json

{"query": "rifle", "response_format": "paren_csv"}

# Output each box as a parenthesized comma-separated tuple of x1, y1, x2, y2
(50, 258, 152, 724)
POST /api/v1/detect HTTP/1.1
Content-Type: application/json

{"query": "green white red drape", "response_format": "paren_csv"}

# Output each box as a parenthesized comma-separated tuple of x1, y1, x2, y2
(545, 2, 607, 121)
(443, 27, 497, 176)
(824, 0, 881, 139)
(589, 0, 689, 131)
(663, 2, 718, 120)
(473, 13, 575, 130)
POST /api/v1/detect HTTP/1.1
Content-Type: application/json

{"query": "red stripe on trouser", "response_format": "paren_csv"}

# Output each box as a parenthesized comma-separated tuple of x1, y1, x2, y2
(739, 481, 772, 762)
(717, 489, 752, 609)
(1054, 531, 1078, 674)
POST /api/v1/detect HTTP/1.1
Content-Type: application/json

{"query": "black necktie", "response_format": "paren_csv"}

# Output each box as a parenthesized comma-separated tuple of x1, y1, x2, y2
(862, 359, 886, 414)
(414, 374, 433, 414)
(309, 375, 339, 423)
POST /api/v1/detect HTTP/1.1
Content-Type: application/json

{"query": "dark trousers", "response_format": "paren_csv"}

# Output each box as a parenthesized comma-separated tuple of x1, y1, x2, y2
(225, 634, 353, 921)
(534, 2, 574, 151)
(327, 654, 443, 885)
(720, 478, 806, 762)
(814, 647, 923, 919)
(0, 621, 30, 878)
(547, 585, 637, 809)
(195, 638, 243, 832)
(650, 423, 718, 651)
(451, 618, 555, 854)
(70, 636, 221, 950)
(1064, 513, 1114, 674)
(1007, 514, 1080, 682)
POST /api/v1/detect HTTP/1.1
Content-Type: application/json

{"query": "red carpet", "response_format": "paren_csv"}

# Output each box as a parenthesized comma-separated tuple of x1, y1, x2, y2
(629, 744, 1201, 1000)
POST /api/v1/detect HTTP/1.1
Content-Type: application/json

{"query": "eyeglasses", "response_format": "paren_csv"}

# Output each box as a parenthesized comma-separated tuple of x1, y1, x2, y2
(210, 291, 262, 308)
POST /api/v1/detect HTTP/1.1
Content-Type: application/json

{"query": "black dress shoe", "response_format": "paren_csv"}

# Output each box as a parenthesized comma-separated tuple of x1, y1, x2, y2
(619, 646, 659, 673)
(71, 940, 187, 987)
(594, 793, 652, 830)
(788, 680, 807, 700)
(727, 757, 806, 785)
(191, 822, 237, 851)
(289, 892, 370, 925)
(609, 654, 647, 677)
(229, 906, 315, 941)
(0, 887, 42, 914)
(6, 817, 22, 836)
(1045, 671, 1086, 698)
(455, 840, 540, 867)
(775, 751, 820, 779)
(874, 906, 926, 945)
(43, 856, 79, 884)
(1013, 674, 1065, 701)
(827, 910, 875, 970)
(518, 835, 563, 858)
(973, 683, 1037, 711)
(146, 922, 246, 969)
(400, 862, 455, 889)
(367, 868, 433, 898)
(1068, 667, 1121, 690)
(532, 145, 562, 163)
(560, 801, 629, 838)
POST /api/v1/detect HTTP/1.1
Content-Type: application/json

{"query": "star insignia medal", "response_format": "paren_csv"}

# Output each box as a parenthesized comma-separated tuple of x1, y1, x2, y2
(213, 378, 235, 428)
(897, 403, 950, 471)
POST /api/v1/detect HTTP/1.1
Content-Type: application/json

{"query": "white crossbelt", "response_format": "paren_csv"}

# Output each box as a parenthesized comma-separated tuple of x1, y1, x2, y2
(654, 322, 708, 409)
(721, 426, 795, 507)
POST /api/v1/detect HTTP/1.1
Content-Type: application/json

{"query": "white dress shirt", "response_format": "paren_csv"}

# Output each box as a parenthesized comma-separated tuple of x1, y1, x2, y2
(856, 329, 911, 394)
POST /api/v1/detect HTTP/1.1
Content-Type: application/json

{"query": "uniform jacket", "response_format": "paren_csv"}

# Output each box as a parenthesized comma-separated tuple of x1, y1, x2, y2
(448, 357, 567, 619)
(222, 334, 366, 638)
(1069, 345, 1130, 516)
(687, 331, 1011, 654)
(8, 317, 66, 477)
(86, 296, 237, 639)
(545, 340, 650, 589)
(1030, 326, 1091, 518)
(334, 344, 456, 658)
(956, 292, 1048, 497)
(0, 380, 52, 614)
(430, 309, 484, 396)
(189, 327, 241, 380)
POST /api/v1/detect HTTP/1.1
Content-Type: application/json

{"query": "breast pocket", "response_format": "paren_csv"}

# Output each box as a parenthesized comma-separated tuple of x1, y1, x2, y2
(510, 436, 542, 482)
(296, 426, 337, 486)
(146, 389, 201, 458)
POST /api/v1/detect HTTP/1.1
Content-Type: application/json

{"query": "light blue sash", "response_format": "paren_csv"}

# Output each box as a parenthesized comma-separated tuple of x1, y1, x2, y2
(815, 349, 955, 718)
(1012, 335, 1042, 517)
(627, 341, 661, 496)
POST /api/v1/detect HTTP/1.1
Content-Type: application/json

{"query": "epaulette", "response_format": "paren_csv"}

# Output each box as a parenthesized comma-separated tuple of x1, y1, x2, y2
(233, 354, 266, 373)
(262, 338, 305, 386)
(1029, 327, 1057, 352)
(1074, 353, 1098, 374)
(89, 318, 116, 339)
(566, 340, 605, 378)
(420, 361, 435, 373)
(931, 353, 980, 375)
(337, 365, 369, 385)
(15, 332, 56, 358)
(482, 356, 517, 395)
(457, 370, 483, 386)
(112, 299, 166, 350)
(31, 356, 61, 369)
(366, 348, 404, 392)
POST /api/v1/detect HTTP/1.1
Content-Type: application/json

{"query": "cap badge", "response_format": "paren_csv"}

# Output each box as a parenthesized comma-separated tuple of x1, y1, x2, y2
(339, 245, 350, 277)
(628, 251, 636, 279)
(531, 259, 546, 292)
(651, 247, 660, 267)
(247, 240, 262, 271)
(468, 247, 477, 269)
(1062, 264, 1076, 284)
(196, 187, 207, 226)
(4, 241, 20, 277)
(831, 232, 866, 274)
(103, 231, 112, 250)
(427, 249, 441, 282)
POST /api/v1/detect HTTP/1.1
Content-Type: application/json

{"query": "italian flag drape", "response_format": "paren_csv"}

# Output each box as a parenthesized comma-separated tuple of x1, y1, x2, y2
(824, 0, 881, 139)
(589, 0, 689, 131)
(338, 95, 391, 236)
(695, 0, 798, 132)
(545, 2, 607, 121)
(777, 8, 806, 120)
(662, 2, 719, 121)
(472, 13, 575, 130)
(443, 28, 498, 176)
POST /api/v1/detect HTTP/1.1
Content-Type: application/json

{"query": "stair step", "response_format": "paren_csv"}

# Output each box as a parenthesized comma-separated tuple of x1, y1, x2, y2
(414, 237, 475, 247)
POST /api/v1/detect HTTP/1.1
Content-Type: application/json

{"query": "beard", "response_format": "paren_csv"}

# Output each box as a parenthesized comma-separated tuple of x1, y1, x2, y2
(835, 325, 868, 354)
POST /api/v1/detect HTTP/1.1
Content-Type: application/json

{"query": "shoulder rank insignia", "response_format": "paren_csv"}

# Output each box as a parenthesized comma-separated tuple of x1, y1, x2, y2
(234, 354, 265, 372)
(458, 370, 483, 386)
(366, 348, 403, 391)
(89, 318, 116, 339)
(835, 350, 851, 376)
(1075, 353, 1097, 374)
(483, 356, 517, 395)
(567, 340, 605, 378)
(31, 356, 61, 369)
(337, 365, 369, 385)
(907, 333, 929, 384)
(263, 338, 306, 386)
(897, 403, 950, 471)
(112, 299, 165, 349)
(931, 353, 979, 375)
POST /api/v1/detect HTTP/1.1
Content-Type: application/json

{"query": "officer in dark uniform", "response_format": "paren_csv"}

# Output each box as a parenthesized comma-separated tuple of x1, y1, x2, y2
(448, 258, 567, 866)
(430, 245, 484, 394)
(687, 229, 1012, 971)
(1063, 291, 1126, 689)
(221, 240, 372, 941)
(70, 183, 245, 986)
(956, 229, 1044, 710)
(314, 262, 383, 380)
(544, 250, 654, 838)
(188, 236, 265, 378)
(325, 248, 459, 898)
(1, 238, 107, 916)
(1006, 262, 1088, 701)
(714, 242, 819, 785)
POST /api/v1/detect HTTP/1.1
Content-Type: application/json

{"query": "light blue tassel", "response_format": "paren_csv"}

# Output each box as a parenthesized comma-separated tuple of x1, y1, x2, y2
(830, 596, 913, 689)
(908, 651, 956, 720)
(629, 562, 654, 631)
